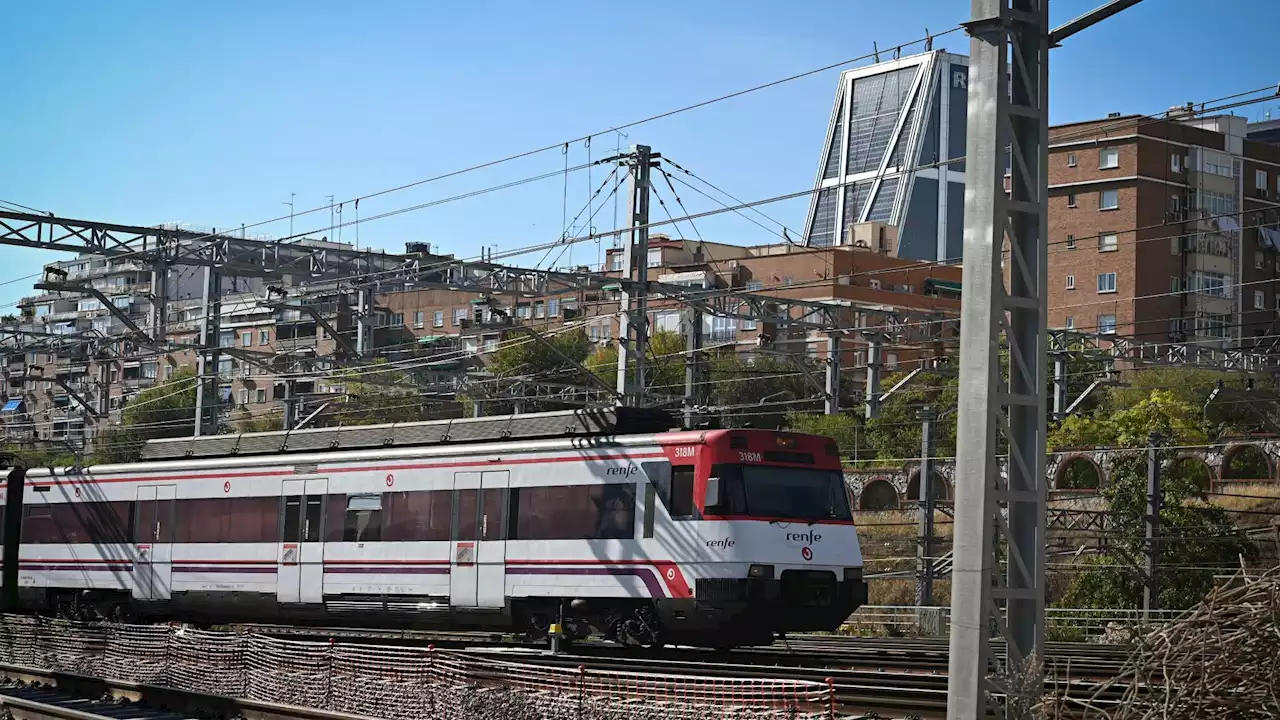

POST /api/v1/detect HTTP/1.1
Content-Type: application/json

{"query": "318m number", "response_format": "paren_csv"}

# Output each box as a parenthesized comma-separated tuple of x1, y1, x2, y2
(738, 451, 762, 463)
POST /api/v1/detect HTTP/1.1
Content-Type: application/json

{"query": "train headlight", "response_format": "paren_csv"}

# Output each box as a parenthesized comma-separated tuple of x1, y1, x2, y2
(748, 564, 774, 579)
(844, 567, 863, 582)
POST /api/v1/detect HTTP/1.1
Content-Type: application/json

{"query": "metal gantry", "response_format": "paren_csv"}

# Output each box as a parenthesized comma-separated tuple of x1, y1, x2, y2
(948, 0, 1147, 716)
(948, 0, 1049, 716)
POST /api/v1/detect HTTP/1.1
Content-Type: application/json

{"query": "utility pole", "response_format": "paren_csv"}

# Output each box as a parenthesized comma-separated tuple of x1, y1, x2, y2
(916, 406, 938, 607)
(193, 265, 223, 436)
(281, 378, 296, 431)
(326, 195, 335, 240)
(616, 145, 653, 406)
(283, 193, 296, 240)
(355, 288, 371, 357)
(948, 0, 1049, 716)
(683, 306, 703, 429)
(1144, 432, 1162, 619)
(863, 337, 882, 419)
(824, 333, 841, 415)
(149, 260, 169, 348)
(1052, 352, 1068, 420)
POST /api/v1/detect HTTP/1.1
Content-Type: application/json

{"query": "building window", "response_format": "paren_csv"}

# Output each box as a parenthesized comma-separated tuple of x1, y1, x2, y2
(517, 304, 531, 319)
(1097, 272, 1117, 294)
(165, 365, 175, 380)
(1255, 290, 1266, 310)
(1064, 316, 1074, 329)
(413, 311, 424, 329)
(241, 332, 252, 347)
(548, 298, 559, 317)
(885, 352, 899, 370)
(453, 308, 467, 326)
(260, 329, 269, 344)
(237, 389, 249, 405)
(1065, 234, 1076, 250)
(1171, 154, 1182, 173)
(1170, 276, 1181, 293)
(1190, 271, 1229, 297)
(1099, 189, 1119, 210)
(433, 310, 444, 328)
(1256, 251, 1266, 270)
(1065, 275, 1075, 290)
(534, 301, 546, 319)
(1067, 152, 1077, 167)
(1099, 148, 1119, 169)
(1257, 169, 1269, 191)
(1067, 193, 1077, 208)
(1098, 232, 1118, 252)
(255, 388, 266, 403)
(1097, 315, 1117, 335)
(646, 248, 662, 268)
(610, 253, 624, 272)
(1197, 313, 1229, 338)
(1169, 195, 1180, 214)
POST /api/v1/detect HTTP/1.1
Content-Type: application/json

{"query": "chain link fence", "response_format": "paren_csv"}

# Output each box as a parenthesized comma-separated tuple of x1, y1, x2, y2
(0, 615, 832, 720)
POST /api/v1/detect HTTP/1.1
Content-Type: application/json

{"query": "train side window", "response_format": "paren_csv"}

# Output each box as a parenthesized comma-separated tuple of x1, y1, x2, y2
(454, 489, 479, 541)
(343, 495, 381, 542)
(669, 466, 696, 519)
(643, 483, 656, 539)
(282, 496, 302, 541)
(21, 505, 57, 543)
(509, 484, 635, 540)
(324, 494, 347, 541)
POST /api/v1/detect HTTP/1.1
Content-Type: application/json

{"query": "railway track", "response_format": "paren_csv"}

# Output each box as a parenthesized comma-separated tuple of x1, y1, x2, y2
(0, 664, 358, 720)
(239, 622, 1134, 678)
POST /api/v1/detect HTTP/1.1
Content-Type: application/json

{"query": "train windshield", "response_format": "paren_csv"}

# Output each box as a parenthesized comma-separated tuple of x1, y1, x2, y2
(709, 464, 852, 522)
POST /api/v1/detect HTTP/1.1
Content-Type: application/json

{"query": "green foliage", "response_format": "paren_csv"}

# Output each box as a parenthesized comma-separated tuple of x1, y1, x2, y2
(864, 371, 958, 461)
(785, 412, 863, 453)
(1049, 390, 1208, 450)
(490, 328, 592, 378)
(586, 330, 685, 394)
(92, 369, 199, 464)
(1052, 388, 1254, 611)
(321, 358, 428, 426)
(706, 353, 814, 429)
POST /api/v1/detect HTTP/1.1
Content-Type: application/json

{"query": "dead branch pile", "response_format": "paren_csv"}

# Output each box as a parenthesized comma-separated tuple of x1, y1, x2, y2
(1081, 566, 1280, 719)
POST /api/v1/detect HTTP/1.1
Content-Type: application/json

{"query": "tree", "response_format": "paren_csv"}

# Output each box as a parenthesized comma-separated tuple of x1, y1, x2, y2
(862, 370, 959, 462)
(1051, 390, 1255, 610)
(323, 359, 429, 426)
(92, 369, 199, 463)
(586, 330, 685, 400)
(785, 412, 863, 455)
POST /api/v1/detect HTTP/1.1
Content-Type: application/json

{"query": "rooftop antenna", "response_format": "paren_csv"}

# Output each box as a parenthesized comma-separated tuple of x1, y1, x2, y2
(924, 28, 933, 51)
(872, 41, 880, 63)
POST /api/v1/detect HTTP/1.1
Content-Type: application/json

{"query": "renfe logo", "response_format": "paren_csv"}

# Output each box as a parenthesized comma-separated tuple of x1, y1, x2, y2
(786, 531, 823, 545)
(706, 538, 735, 550)
(605, 466, 638, 477)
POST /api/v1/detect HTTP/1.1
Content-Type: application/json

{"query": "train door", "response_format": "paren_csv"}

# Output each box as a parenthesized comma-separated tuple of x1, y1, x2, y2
(278, 478, 326, 604)
(449, 470, 509, 609)
(133, 485, 175, 601)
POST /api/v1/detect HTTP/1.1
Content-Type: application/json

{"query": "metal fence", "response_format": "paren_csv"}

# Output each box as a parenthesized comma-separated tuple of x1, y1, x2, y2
(0, 615, 833, 720)
(841, 604, 1184, 639)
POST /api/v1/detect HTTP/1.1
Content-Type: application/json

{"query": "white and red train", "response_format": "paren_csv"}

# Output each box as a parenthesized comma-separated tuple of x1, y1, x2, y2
(3, 410, 867, 647)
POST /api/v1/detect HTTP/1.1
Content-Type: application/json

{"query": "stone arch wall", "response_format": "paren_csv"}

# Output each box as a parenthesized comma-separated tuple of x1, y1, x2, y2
(858, 479, 900, 510)
(847, 440, 1280, 508)
(1219, 442, 1274, 482)
(1053, 454, 1105, 490)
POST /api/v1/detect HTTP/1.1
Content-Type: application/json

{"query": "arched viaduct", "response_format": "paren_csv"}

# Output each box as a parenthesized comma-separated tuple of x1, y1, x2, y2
(847, 439, 1278, 511)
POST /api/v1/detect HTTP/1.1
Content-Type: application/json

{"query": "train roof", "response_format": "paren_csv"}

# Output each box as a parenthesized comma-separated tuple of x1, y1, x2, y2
(139, 407, 678, 462)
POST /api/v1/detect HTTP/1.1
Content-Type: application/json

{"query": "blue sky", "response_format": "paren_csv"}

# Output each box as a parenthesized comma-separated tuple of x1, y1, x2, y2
(3, 0, 1279, 310)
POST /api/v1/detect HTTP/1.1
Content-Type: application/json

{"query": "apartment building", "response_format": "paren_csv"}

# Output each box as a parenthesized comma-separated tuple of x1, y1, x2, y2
(376, 229, 963, 384)
(1047, 112, 1280, 347)
(0, 234, 415, 446)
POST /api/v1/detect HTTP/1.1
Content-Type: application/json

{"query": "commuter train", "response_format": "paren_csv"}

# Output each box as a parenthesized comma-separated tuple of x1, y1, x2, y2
(3, 409, 867, 647)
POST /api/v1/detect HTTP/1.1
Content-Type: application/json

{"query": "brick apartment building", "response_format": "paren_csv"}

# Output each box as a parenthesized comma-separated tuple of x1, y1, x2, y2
(377, 229, 963, 382)
(1046, 112, 1280, 347)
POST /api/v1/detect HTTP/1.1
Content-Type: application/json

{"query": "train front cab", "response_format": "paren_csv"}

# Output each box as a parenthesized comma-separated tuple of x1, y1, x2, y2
(652, 430, 866, 646)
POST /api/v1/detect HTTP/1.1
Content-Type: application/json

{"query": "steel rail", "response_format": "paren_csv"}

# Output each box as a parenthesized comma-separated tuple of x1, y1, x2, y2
(0, 663, 377, 720)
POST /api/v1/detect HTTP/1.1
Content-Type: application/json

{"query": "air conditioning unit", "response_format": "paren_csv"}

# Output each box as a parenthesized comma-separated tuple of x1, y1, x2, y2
(869, 279, 881, 290)
(728, 260, 740, 269)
